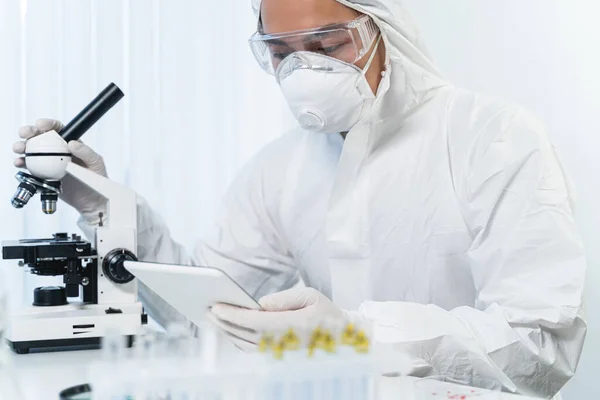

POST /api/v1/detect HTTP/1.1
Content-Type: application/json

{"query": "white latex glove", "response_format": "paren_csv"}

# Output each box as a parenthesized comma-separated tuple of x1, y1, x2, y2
(209, 287, 370, 352)
(13, 118, 108, 224)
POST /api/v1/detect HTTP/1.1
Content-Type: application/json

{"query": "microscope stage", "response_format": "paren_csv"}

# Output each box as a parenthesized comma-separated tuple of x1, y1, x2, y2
(2, 233, 95, 261)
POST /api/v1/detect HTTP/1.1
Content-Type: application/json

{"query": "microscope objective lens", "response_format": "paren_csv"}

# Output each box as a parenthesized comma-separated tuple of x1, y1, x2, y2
(11, 186, 34, 209)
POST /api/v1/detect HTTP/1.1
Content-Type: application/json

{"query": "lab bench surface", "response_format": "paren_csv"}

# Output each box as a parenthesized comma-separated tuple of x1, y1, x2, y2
(7, 348, 541, 400)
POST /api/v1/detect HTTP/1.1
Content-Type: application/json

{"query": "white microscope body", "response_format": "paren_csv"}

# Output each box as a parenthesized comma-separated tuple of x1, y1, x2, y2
(2, 83, 146, 353)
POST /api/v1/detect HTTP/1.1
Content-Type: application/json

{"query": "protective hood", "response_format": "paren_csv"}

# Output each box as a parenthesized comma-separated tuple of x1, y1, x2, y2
(251, 0, 449, 117)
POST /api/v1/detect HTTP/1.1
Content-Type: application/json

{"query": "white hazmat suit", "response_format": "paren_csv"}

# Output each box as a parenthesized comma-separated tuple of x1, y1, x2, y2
(81, 0, 586, 398)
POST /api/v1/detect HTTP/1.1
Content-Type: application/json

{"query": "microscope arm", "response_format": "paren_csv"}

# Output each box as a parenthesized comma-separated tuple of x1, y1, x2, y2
(66, 162, 141, 304)
(65, 162, 137, 231)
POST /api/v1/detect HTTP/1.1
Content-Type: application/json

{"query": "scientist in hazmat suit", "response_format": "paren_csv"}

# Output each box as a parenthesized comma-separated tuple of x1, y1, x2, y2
(14, 0, 586, 398)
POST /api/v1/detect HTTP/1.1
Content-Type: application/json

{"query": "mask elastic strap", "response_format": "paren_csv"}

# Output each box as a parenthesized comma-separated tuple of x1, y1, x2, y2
(362, 34, 383, 76)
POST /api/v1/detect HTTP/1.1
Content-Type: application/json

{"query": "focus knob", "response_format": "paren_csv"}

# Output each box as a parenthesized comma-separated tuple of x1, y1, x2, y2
(102, 249, 136, 284)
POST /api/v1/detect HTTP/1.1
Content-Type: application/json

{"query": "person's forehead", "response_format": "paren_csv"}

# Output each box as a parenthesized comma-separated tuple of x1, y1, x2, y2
(260, 0, 359, 34)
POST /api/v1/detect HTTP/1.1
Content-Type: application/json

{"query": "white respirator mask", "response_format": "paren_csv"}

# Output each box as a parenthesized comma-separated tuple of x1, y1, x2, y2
(276, 35, 382, 134)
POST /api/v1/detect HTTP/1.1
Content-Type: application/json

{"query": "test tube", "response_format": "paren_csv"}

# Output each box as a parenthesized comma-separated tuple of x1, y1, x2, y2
(0, 276, 24, 400)
(101, 329, 128, 362)
(0, 277, 6, 349)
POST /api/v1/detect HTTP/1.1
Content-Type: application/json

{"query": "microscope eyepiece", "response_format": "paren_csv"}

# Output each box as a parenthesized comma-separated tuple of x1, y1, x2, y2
(59, 83, 124, 142)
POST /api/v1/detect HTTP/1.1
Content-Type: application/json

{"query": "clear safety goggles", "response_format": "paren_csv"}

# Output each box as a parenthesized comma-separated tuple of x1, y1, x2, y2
(249, 14, 380, 77)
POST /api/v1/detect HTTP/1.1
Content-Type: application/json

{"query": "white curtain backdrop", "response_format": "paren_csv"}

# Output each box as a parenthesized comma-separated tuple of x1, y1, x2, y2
(0, 0, 295, 305)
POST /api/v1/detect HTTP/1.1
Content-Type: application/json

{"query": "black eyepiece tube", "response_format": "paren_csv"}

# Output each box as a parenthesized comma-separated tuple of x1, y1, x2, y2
(59, 83, 124, 142)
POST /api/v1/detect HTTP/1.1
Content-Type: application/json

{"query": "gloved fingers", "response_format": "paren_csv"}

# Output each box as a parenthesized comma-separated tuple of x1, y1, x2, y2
(206, 308, 261, 344)
(13, 157, 25, 168)
(34, 118, 64, 133)
(258, 287, 318, 311)
(227, 333, 258, 353)
(211, 303, 263, 331)
(67, 140, 107, 175)
(212, 303, 309, 334)
(13, 141, 26, 154)
(67, 140, 99, 163)
(18, 125, 41, 140)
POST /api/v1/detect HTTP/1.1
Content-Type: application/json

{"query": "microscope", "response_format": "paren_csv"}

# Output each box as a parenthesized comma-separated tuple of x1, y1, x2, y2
(1, 83, 146, 354)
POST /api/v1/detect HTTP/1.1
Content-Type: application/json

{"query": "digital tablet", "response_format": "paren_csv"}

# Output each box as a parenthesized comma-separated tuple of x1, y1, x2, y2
(124, 261, 261, 327)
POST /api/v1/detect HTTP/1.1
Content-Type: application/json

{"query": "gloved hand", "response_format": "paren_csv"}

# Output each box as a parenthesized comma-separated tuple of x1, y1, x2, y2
(209, 287, 370, 352)
(13, 118, 108, 224)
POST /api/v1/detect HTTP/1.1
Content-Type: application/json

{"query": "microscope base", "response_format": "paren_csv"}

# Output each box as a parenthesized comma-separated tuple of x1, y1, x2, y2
(7, 336, 136, 354)
(5, 302, 145, 354)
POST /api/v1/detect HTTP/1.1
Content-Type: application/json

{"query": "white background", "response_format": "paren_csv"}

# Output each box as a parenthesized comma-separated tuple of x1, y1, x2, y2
(0, 1, 597, 399)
